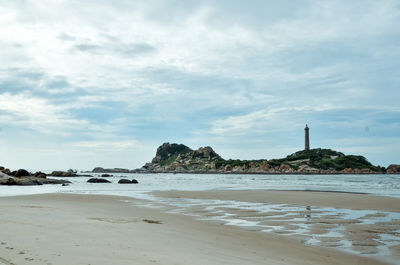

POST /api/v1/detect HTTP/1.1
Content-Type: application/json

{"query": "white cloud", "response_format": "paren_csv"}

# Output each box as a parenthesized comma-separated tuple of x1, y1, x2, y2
(0, 92, 94, 134)
(73, 140, 142, 150)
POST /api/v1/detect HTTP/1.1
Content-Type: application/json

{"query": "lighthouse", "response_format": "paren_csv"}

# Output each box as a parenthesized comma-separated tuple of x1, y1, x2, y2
(305, 125, 310, 150)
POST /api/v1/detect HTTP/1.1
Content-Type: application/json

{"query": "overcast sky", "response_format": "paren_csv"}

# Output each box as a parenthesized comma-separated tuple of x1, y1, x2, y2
(0, 0, 399, 171)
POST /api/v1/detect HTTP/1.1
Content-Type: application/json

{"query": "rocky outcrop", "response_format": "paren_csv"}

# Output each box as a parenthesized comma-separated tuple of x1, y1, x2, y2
(50, 171, 93, 177)
(136, 143, 387, 174)
(34, 172, 47, 178)
(87, 178, 111, 183)
(0, 166, 72, 186)
(0, 176, 70, 186)
(51, 171, 77, 177)
(91, 167, 131, 173)
(387, 164, 400, 173)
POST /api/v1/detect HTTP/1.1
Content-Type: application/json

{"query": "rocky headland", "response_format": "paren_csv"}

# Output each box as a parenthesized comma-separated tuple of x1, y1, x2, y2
(135, 142, 394, 174)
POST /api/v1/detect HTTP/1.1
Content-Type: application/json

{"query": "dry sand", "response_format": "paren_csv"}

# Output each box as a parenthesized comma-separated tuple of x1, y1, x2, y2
(0, 192, 396, 265)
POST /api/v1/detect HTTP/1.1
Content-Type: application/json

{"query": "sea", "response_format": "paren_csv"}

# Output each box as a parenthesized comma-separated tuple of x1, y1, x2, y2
(0, 173, 399, 199)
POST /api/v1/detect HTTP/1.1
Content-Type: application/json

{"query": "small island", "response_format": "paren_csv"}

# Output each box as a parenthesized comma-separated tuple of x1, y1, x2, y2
(135, 142, 394, 174)
(132, 125, 398, 174)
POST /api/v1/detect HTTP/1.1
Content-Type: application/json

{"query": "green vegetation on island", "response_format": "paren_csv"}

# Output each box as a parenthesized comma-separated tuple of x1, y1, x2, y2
(139, 143, 387, 174)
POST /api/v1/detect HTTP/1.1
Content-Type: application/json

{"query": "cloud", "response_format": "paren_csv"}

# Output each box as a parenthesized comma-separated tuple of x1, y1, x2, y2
(0, 92, 105, 137)
(0, 0, 399, 168)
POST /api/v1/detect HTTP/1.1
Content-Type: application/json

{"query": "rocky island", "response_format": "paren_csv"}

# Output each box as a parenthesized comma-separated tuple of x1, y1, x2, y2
(136, 142, 395, 174)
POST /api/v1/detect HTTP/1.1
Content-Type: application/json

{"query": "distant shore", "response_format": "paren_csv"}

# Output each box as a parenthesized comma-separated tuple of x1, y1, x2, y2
(0, 191, 398, 265)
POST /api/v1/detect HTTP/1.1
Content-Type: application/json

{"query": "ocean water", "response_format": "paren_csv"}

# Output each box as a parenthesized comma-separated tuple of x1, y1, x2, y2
(0, 173, 399, 198)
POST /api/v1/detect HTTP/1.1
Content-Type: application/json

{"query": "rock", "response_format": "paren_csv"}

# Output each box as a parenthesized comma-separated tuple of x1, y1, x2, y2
(151, 142, 192, 164)
(0, 177, 70, 186)
(87, 178, 111, 183)
(0, 171, 10, 178)
(2, 178, 17, 185)
(62, 183, 69, 186)
(101, 174, 113, 177)
(279, 164, 292, 173)
(92, 167, 105, 173)
(387, 164, 400, 173)
(14, 169, 31, 178)
(92, 167, 131, 173)
(341, 168, 353, 174)
(118, 179, 131, 184)
(224, 165, 232, 172)
(51, 171, 77, 177)
(34, 172, 47, 178)
(118, 178, 139, 184)
(260, 161, 270, 171)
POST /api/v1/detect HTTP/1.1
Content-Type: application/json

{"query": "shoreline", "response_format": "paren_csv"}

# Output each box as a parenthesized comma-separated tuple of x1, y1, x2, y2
(90, 171, 398, 175)
(153, 189, 400, 211)
(0, 192, 399, 265)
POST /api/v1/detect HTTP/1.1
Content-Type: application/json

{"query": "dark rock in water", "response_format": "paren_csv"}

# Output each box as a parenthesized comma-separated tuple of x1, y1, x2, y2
(118, 179, 132, 184)
(92, 167, 131, 173)
(92, 167, 104, 173)
(117, 179, 138, 184)
(34, 171, 47, 178)
(41, 178, 71, 185)
(15, 169, 31, 178)
(51, 171, 77, 177)
(101, 174, 113, 177)
(118, 179, 139, 184)
(62, 183, 69, 186)
(87, 178, 111, 183)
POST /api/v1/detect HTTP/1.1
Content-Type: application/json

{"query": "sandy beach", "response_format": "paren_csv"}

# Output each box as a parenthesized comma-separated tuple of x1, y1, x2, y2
(0, 192, 398, 265)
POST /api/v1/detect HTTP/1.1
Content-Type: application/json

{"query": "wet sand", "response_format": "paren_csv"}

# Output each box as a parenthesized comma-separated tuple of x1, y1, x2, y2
(154, 190, 400, 264)
(0, 192, 396, 265)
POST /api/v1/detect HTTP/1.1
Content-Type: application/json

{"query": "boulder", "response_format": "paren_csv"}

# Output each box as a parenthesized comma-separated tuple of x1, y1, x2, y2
(14, 169, 31, 178)
(87, 178, 111, 183)
(101, 174, 113, 177)
(118, 178, 131, 184)
(224, 165, 232, 172)
(34, 172, 47, 178)
(387, 164, 400, 173)
(1, 177, 41, 186)
(92, 167, 105, 173)
(118, 179, 139, 184)
(51, 171, 77, 177)
(0, 176, 70, 186)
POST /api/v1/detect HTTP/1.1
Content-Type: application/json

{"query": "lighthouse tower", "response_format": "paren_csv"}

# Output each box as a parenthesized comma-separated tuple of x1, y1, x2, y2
(305, 125, 310, 150)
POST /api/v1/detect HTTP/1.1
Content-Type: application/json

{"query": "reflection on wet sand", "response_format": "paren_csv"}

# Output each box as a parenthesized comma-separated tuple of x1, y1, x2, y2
(135, 197, 400, 263)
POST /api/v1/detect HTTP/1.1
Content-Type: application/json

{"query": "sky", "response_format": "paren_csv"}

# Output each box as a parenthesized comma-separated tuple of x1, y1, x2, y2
(0, 0, 399, 171)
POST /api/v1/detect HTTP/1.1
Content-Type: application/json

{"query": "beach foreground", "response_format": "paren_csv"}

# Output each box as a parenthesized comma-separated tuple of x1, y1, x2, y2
(0, 192, 397, 265)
